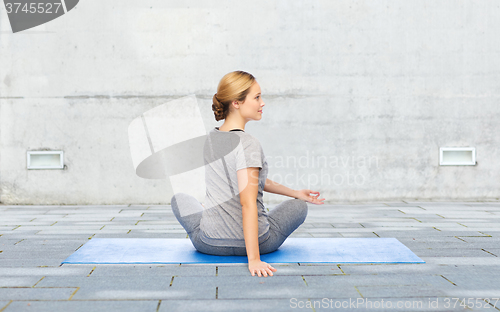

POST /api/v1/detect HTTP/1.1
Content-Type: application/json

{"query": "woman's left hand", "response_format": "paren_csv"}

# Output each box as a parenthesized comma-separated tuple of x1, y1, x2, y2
(294, 189, 325, 205)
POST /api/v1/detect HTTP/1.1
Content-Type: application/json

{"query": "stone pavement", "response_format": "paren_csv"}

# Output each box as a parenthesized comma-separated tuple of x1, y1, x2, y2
(0, 201, 499, 312)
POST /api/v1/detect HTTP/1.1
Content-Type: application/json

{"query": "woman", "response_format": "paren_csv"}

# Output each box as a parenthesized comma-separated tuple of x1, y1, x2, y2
(171, 70, 325, 277)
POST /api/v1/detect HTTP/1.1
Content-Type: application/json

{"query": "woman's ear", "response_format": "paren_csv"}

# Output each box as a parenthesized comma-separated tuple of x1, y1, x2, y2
(231, 100, 240, 110)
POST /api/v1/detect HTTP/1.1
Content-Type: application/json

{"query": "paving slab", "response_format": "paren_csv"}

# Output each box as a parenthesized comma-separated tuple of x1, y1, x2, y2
(0, 276, 44, 287)
(4, 301, 159, 312)
(304, 273, 456, 289)
(0, 287, 77, 300)
(397, 242, 474, 249)
(88, 264, 215, 277)
(438, 272, 500, 289)
(0, 250, 75, 259)
(328, 223, 366, 228)
(158, 299, 305, 312)
(338, 263, 441, 274)
(217, 263, 345, 276)
(0, 259, 67, 267)
(339, 232, 380, 238)
(34, 276, 181, 300)
(420, 257, 500, 265)
(356, 284, 451, 298)
(0, 302, 11, 310)
(214, 275, 323, 299)
(481, 248, 500, 256)
(4, 234, 94, 240)
(397, 236, 477, 243)
(91, 233, 189, 238)
(0, 266, 96, 276)
(455, 236, 500, 242)
(310, 233, 345, 237)
(410, 248, 498, 257)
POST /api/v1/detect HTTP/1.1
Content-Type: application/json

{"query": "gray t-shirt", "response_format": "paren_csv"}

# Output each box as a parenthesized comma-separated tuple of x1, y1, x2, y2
(199, 127, 270, 247)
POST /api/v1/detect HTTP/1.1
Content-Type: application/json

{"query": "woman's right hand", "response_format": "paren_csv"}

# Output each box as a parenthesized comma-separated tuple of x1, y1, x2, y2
(248, 259, 277, 277)
(295, 189, 325, 205)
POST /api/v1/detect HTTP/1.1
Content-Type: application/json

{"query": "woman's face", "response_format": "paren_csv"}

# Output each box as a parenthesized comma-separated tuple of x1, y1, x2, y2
(237, 82, 265, 121)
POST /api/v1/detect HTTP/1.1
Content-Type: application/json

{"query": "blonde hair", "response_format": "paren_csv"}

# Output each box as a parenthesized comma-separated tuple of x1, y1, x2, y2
(212, 70, 256, 121)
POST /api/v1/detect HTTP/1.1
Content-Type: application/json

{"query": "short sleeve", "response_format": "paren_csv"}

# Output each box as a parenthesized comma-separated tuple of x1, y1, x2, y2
(235, 135, 263, 171)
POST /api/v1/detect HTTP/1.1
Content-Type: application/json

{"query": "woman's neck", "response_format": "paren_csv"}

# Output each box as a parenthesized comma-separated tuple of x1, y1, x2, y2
(218, 117, 246, 132)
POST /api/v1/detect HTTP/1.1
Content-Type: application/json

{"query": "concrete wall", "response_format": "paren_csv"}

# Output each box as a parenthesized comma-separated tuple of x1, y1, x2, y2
(1, 0, 499, 204)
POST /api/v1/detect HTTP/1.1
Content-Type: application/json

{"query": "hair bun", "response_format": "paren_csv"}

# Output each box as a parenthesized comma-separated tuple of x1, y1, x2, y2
(212, 93, 225, 121)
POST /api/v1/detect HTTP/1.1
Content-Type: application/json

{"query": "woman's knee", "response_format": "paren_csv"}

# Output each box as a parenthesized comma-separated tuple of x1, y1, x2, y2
(171, 193, 200, 215)
(170, 195, 179, 218)
(290, 199, 308, 221)
(171, 192, 191, 205)
(268, 198, 308, 229)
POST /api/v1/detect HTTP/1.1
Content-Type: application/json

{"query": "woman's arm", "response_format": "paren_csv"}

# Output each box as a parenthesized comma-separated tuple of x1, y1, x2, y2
(264, 178, 298, 199)
(237, 167, 277, 277)
(237, 167, 261, 261)
(265, 178, 326, 205)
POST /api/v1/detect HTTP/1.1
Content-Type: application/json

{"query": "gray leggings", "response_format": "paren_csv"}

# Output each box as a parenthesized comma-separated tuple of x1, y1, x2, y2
(170, 193, 308, 256)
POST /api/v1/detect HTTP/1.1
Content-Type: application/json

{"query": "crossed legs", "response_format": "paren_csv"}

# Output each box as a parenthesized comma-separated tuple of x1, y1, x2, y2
(170, 192, 308, 256)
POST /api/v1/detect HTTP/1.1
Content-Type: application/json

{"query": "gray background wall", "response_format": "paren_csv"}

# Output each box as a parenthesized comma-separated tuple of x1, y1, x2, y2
(1, 0, 499, 204)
